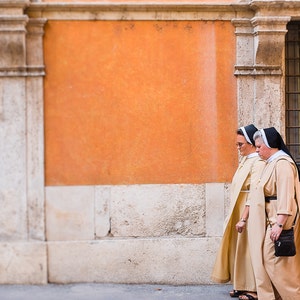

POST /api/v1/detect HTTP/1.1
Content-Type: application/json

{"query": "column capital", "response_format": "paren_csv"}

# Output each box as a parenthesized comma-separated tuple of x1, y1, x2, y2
(26, 18, 47, 75)
(251, 16, 291, 31)
(232, 18, 253, 36)
(0, 2, 47, 76)
(251, 16, 289, 67)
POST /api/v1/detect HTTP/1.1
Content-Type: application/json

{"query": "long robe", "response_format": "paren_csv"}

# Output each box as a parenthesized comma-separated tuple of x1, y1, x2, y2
(211, 155, 259, 292)
(248, 155, 300, 300)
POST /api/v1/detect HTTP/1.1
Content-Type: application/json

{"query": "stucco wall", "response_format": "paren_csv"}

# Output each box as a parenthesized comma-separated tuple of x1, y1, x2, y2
(44, 20, 237, 186)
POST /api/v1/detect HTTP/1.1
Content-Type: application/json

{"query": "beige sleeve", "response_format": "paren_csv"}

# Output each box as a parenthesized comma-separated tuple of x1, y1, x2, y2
(276, 159, 296, 215)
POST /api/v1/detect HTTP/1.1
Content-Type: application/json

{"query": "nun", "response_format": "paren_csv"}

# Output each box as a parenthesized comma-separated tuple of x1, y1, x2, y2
(211, 124, 260, 299)
(248, 127, 300, 300)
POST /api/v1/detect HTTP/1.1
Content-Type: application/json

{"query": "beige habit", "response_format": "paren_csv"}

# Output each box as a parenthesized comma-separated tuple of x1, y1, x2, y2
(248, 155, 300, 300)
(211, 154, 258, 292)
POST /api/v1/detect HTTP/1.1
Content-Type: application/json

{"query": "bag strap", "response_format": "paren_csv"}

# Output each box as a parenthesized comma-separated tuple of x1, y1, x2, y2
(293, 197, 299, 226)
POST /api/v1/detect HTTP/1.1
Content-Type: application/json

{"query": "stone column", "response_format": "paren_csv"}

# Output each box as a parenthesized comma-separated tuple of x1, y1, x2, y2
(26, 17, 47, 241)
(233, 14, 290, 131)
(232, 18, 256, 127)
(0, 1, 29, 241)
(251, 16, 290, 132)
(0, 1, 47, 284)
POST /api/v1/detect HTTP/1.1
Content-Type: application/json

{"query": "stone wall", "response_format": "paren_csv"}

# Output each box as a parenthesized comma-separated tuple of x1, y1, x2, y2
(46, 183, 229, 284)
(1, 0, 300, 284)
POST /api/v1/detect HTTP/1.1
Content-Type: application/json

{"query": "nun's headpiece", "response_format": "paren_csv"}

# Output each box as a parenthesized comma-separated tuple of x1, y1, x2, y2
(239, 124, 258, 145)
(260, 127, 300, 179)
(260, 127, 288, 151)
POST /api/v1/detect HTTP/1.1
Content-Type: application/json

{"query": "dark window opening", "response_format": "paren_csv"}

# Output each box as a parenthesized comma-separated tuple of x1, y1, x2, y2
(285, 21, 300, 166)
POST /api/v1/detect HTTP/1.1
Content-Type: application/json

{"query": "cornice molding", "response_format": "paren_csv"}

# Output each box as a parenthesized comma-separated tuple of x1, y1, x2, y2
(25, 2, 252, 21)
(0, 0, 29, 7)
(20, 1, 300, 20)
(0, 0, 30, 15)
(250, 0, 300, 17)
(250, 0, 300, 10)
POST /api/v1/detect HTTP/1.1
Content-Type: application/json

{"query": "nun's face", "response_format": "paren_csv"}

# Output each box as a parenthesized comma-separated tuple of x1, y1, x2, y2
(236, 134, 254, 156)
(255, 137, 271, 160)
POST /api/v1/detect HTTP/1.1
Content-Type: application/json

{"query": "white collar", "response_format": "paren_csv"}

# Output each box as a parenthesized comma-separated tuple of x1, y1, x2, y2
(267, 150, 289, 163)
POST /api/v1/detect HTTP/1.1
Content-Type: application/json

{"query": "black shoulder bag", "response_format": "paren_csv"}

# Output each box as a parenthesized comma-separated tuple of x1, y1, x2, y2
(266, 198, 299, 257)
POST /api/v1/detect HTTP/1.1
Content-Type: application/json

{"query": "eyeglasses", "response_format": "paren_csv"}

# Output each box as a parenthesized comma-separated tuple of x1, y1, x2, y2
(236, 142, 246, 148)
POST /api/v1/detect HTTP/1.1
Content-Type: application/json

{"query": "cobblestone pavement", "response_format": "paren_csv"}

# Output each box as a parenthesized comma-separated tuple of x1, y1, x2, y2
(0, 283, 231, 300)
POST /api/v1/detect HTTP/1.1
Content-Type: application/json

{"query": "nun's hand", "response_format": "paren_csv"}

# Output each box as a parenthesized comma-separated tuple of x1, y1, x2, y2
(270, 224, 283, 242)
(235, 220, 246, 233)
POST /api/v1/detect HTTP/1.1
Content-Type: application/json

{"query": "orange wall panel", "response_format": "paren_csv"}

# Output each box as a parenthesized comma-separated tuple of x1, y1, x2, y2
(44, 20, 237, 185)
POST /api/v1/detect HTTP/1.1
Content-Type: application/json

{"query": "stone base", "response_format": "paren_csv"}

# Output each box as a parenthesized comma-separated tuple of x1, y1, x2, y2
(0, 242, 47, 284)
(48, 237, 221, 285)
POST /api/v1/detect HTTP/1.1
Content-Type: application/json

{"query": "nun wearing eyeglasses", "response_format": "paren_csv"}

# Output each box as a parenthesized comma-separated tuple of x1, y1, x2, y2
(211, 124, 261, 299)
(248, 127, 300, 300)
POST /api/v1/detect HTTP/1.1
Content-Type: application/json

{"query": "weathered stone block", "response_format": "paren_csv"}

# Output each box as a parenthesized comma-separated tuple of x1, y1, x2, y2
(95, 186, 111, 237)
(206, 183, 225, 236)
(0, 242, 47, 284)
(110, 184, 205, 237)
(45, 186, 95, 241)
